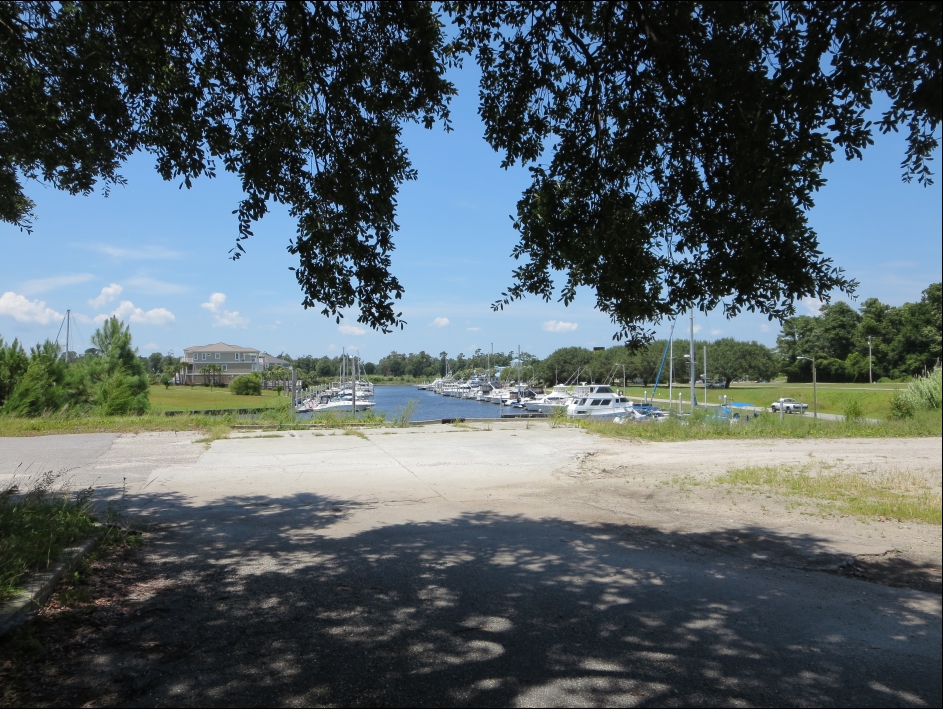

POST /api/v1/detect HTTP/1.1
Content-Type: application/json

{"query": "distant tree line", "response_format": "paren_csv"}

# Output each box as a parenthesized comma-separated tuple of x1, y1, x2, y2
(275, 283, 940, 389)
(777, 283, 940, 382)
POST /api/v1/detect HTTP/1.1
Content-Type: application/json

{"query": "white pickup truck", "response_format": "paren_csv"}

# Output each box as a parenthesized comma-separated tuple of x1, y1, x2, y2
(771, 397, 809, 414)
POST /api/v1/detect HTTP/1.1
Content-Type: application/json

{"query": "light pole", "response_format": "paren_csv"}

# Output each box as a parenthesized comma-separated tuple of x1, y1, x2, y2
(797, 356, 817, 419)
(868, 335, 873, 384)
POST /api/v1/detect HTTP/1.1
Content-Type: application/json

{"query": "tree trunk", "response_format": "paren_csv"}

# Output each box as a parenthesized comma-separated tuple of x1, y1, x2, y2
(724, 377, 732, 389)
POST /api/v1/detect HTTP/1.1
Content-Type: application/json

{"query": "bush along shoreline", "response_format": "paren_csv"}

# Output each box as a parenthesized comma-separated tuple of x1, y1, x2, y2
(1, 317, 148, 417)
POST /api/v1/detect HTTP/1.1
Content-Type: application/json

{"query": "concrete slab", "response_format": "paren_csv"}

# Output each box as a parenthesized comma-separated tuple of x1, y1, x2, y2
(1, 426, 939, 706)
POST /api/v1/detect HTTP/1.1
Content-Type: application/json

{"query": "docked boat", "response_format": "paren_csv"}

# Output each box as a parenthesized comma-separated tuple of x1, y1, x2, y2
(565, 385, 635, 418)
(296, 353, 375, 413)
(526, 384, 572, 413)
(304, 391, 375, 412)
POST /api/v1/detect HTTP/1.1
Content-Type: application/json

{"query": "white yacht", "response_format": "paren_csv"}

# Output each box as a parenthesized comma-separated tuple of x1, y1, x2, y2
(565, 385, 634, 418)
(526, 385, 572, 413)
(305, 391, 375, 412)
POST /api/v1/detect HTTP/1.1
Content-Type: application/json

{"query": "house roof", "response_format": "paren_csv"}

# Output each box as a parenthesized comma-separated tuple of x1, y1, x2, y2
(260, 352, 290, 366)
(183, 342, 260, 353)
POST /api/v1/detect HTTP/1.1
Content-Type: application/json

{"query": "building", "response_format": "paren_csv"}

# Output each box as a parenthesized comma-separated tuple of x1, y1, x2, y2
(182, 343, 262, 385)
(259, 352, 291, 369)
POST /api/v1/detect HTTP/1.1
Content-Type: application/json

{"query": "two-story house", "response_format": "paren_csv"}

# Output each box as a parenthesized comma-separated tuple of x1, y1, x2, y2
(183, 343, 263, 385)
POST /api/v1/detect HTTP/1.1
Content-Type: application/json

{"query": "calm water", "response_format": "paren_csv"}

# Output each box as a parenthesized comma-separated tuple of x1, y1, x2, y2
(373, 386, 506, 421)
(296, 385, 531, 422)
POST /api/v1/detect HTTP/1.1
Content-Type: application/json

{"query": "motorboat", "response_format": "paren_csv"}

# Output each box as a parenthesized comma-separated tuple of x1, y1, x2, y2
(302, 391, 375, 412)
(526, 384, 572, 413)
(565, 385, 635, 418)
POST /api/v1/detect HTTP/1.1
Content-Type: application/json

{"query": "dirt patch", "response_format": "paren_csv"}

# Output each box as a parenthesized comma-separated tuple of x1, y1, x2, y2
(0, 534, 152, 708)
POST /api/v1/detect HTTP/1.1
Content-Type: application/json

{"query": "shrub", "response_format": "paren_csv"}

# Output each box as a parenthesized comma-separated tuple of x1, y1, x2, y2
(843, 398, 864, 422)
(1, 341, 68, 416)
(890, 368, 941, 418)
(231, 372, 262, 396)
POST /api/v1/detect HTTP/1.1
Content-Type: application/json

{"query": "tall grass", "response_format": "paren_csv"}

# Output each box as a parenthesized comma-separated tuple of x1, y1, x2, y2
(0, 471, 97, 599)
(891, 368, 942, 418)
(582, 409, 941, 442)
(717, 465, 941, 524)
(388, 399, 418, 427)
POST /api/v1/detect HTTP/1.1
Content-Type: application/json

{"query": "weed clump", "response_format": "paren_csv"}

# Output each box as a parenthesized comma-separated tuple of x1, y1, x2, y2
(717, 465, 941, 524)
(0, 471, 96, 599)
(891, 368, 942, 418)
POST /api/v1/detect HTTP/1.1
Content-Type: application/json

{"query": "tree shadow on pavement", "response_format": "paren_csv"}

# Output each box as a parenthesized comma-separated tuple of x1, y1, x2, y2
(4, 489, 941, 708)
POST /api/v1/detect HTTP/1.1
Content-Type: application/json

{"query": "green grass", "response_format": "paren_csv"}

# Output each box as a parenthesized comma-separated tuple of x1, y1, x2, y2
(0, 472, 98, 600)
(581, 409, 941, 442)
(614, 382, 905, 418)
(716, 465, 941, 524)
(148, 384, 286, 411)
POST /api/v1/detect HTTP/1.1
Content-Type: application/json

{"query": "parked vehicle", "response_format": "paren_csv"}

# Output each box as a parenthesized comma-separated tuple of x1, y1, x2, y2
(771, 398, 809, 414)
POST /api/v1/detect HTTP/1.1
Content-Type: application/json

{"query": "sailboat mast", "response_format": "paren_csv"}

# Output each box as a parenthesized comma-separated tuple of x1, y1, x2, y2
(65, 309, 71, 361)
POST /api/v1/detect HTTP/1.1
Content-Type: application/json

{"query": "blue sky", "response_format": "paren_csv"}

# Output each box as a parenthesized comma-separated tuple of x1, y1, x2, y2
(1, 65, 940, 362)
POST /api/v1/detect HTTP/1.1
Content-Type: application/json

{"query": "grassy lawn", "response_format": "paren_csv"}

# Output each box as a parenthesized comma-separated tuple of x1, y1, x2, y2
(148, 384, 288, 411)
(612, 381, 905, 417)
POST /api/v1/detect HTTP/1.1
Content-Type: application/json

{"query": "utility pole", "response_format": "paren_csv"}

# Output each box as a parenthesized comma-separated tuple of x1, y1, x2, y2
(703, 344, 707, 411)
(797, 356, 817, 420)
(868, 336, 873, 384)
(689, 310, 696, 412)
(668, 335, 674, 413)
(65, 310, 71, 362)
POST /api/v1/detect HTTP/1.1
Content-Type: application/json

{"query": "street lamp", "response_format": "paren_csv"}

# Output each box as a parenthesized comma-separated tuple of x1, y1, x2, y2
(796, 356, 817, 420)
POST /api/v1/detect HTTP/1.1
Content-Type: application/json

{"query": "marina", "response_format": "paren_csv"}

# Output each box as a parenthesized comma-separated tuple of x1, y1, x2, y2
(293, 350, 674, 423)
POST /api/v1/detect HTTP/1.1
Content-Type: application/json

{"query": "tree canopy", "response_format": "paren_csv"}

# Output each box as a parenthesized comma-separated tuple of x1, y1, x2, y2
(777, 283, 941, 381)
(2, 1, 939, 342)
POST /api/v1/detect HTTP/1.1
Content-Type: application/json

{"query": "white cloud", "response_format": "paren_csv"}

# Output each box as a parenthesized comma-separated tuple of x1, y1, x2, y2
(338, 324, 366, 336)
(21, 273, 94, 295)
(800, 297, 824, 315)
(88, 283, 124, 308)
(0, 292, 62, 324)
(467, 327, 481, 332)
(432, 317, 450, 328)
(125, 276, 189, 294)
(142, 342, 160, 351)
(96, 300, 175, 326)
(692, 324, 702, 334)
(327, 344, 337, 351)
(759, 323, 771, 333)
(542, 320, 578, 333)
(201, 292, 249, 328)
(710, 329, 722, 336)
(79, 243, 182, 261)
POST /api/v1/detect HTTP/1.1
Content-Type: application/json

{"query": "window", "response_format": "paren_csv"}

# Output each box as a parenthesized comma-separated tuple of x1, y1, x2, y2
(201, 353, 208, 360)
(215, 353, 220, 360)
(251, 364, 258, 371)
(234, 353, 241, 361)
(590, 399, 603, 406)
(222, 364, 228, 371)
